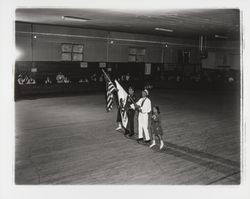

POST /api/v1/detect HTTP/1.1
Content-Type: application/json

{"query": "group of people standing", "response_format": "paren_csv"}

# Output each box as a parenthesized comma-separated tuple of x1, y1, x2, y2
(116, 87, 164, 149)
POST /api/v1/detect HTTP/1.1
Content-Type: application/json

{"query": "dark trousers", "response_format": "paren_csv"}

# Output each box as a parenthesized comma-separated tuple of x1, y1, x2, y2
(116, 108, 122, 123)
(125, 109, 135, 135)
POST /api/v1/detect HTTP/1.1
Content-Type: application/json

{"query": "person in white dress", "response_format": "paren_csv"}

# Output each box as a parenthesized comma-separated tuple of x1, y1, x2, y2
(131, 89, 151, 143)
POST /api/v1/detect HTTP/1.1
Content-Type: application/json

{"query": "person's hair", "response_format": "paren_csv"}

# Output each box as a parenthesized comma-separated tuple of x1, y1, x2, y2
(154, 106, 160, 114)
(128, 86, 134, 91)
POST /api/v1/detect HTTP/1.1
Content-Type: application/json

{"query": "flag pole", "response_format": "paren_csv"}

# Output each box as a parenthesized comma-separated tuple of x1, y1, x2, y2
(102, 69, 112, 85)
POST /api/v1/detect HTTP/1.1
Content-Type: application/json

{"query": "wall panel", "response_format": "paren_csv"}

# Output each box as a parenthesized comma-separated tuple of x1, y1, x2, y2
(15, 22, 240, 70)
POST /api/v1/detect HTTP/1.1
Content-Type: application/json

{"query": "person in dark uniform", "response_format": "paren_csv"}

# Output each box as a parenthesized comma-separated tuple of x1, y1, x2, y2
(124, 86, 137, 137)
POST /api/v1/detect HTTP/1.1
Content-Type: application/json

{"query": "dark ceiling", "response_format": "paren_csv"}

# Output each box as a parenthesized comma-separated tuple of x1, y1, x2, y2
(16, 8, 240, 40)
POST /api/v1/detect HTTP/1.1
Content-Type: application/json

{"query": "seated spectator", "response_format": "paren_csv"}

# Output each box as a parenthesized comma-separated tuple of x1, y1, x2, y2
(23, 74, 29, 84)
(99, 74, 104, 82)
(56, 72, 65, 83)
(228, 76, 234, 83)
(79, 77, 89, 83)
(91, 73, 97, 82)
(25, 75, 36, 85)
(45, 76, 52, 84)
(121, 75, 126, 82)
(125, 73, 130, 82)
(29, 76, 36, 84)
(17, 74, 24, 85)
(145, 83, 153, 89)
(64, 76, 71, 84)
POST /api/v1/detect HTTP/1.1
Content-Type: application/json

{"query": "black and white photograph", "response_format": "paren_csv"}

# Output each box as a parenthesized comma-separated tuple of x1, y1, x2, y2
(14, 8, 241, 185)
(0, 0, 250, 199)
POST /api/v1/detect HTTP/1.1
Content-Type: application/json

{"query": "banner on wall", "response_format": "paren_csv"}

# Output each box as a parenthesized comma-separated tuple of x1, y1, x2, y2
(107, 67, 112, 72)
(80, 62, 88, 68)
(99, 62, 106, 68)
(31, 68, 37, 72)
(145, 63, 151, 75)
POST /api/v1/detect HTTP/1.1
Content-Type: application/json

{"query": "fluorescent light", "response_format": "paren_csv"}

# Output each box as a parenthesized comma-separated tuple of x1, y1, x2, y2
(155, 27, 173, 32)
(214, 34, 228, 39)
(62, 16, 90, 22)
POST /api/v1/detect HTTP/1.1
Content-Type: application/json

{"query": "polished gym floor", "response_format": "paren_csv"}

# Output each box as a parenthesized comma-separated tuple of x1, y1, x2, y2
(15, 89, 241, 184)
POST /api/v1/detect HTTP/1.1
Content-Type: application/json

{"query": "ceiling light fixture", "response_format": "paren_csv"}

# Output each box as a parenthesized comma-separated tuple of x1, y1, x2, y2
(214, 34, 228, 39)
(155, 27, 173, 32)
(62, 16, 90, 22)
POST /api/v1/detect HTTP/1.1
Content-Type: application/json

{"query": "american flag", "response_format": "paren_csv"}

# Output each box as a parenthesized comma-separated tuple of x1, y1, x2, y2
(103, 72, 116, 112)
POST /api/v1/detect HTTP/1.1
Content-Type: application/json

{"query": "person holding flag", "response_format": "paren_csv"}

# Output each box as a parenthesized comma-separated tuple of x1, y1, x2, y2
(115, 80, 129, 131)
(102, 69, 131, 133)
(116, 97, 125, 131)
(124, 86, 137, 137)
(131, 89, 152, 144)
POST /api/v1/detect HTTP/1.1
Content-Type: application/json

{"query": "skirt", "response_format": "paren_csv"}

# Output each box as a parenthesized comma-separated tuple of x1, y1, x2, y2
(151, 122, 163, 136)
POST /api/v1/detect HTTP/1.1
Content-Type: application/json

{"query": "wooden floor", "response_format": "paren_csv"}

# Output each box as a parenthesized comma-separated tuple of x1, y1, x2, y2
(15, 89, 241, 184)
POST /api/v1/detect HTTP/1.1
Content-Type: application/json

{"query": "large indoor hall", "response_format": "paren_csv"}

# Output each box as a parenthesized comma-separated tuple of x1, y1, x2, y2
(14, 8, 241, 185)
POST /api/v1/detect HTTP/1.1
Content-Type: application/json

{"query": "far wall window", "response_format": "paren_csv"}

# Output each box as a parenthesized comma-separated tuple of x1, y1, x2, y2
(128, 47, 146, 62)
(61, 43, 84, 61)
